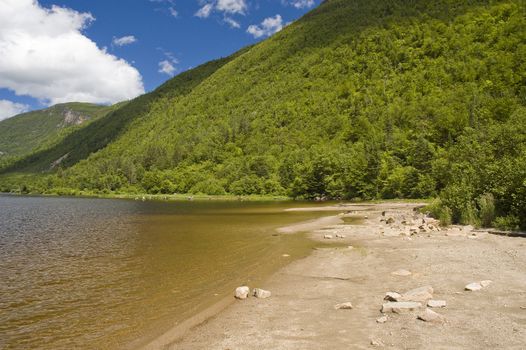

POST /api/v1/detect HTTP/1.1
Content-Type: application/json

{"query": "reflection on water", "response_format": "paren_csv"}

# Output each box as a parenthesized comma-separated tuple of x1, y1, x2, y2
(0, 195, 323, 349)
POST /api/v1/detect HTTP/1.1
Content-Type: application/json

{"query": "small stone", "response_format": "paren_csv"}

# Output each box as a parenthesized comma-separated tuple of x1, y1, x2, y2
(392, 269, 412, 276)
(282, 254, 290, 257)
(335, 234, 346, 238)
(235, 286, 250, 299)
(381, 301, 422, 313)
(384, 292, 402, 302)
(465, 282, 482, 291)
(417, 308, 445, 323)
(480, 280, 493, 288)
(253, 288, 271, 299)
(400, 286, 433, 302)
(370, 339, 384, 347)
(347, 245, 354, 249)
(386, 217, 395, 224)
(427, 300, 447, 308)
(334, 302, 353, 310)
(376, 315, 388, 323)
(324, 234, 333, 239)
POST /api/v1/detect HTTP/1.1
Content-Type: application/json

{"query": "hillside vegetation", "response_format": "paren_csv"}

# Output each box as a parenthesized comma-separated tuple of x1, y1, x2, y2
(1, 0, 525, 229)
(0, 103, 112, 159)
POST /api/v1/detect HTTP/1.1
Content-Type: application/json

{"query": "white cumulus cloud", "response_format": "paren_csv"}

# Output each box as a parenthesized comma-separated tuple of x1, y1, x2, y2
(158, 60, 176, 76)
(0, 0, 144, 106)
(0, 100, 30, 121)
(195, 0, 247, 19)
(247, 15, 283, 38)
(224, 17, 241, 28)
(285, 0, 315, 9)
(112, 35, 137, 46)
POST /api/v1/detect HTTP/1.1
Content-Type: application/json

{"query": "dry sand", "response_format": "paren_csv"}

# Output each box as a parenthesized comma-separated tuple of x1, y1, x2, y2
(146, 203, 526, 350)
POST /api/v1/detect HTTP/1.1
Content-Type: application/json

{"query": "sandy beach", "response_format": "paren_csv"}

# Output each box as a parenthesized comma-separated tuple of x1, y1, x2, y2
(144, 202, 526, 349)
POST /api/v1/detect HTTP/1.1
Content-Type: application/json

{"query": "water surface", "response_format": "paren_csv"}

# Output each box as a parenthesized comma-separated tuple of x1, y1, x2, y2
(0, 195, 326, 349)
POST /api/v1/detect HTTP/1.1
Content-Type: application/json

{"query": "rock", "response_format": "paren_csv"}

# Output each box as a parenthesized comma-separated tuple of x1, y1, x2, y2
(324, 234, 333, 239)
(384, 292, 402, 302)
(417, 308, 445, 323)
(235, 286, 250, 299)
(335, 234, 346, 238)
(386, 217, 395, 224)
(364, 215, 369, 219)
(400, 286, 434, 302)
(480, 280, 493, 287)
(334, 302, 353, 310)
(376, 315, 388, 324)
(465, 282, 482, 291)
(391, 269, 412, 277)
(282, 254, 290, 257)
(381, 301, 422, 313)
(370, 339, 385, 347)
(347, 245, 354, 249)
(253, 288, 271, 299)
(427, 300, 447, 308)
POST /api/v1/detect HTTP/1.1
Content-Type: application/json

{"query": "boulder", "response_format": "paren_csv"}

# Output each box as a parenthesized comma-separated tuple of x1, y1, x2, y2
(384, 292, 402, 302)
(334, 302, 353, 310)
(235, 286, 250, 299)
(417, 308, 445, 323)
(427, 300, 447, 308)
(381, 301, 422, 313)
(400, 286, 434, 302)
(465, 282, 482, 291)
(391, 269, 412, 277)
(253, 288, 271, 299)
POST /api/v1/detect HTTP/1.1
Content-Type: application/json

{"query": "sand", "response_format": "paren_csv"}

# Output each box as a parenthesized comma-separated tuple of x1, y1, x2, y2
(143, 202, 526, 350)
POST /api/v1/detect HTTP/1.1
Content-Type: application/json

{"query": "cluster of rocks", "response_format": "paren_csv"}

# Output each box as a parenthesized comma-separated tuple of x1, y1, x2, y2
(235, 286, 271, 300)
(378, 284, 446, 324)
(379, 211, 442, 237)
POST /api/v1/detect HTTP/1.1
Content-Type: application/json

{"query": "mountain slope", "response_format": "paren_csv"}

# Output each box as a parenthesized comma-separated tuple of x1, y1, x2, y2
(0, 103, 112, 159)
(2, 0, 526, 228)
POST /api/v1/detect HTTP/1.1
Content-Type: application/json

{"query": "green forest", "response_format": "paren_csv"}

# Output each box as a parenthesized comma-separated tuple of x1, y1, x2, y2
(1, 0, 525, 230)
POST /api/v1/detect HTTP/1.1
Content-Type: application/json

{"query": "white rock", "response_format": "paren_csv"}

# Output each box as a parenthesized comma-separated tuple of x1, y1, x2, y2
(465, 282, 482, 291)
(400, 286, 434, 302)
(282, 254, 290, 257)
(381, 301, 422, 313)
(235, 286, 250, 299)
(376, 315, 388, 324)
(324, 234, 333, 239)
(370, 339, 384, 347)
(417, 308, 445, 323)
(427, 300, 447, 308)
(480, 280, 493, 287)
(347, 245, 354, 249)
(253, 288, 271, 299)
(334, 302, 353, 310)
(384, 292, 402, 302)
(391, 269, 412, 276)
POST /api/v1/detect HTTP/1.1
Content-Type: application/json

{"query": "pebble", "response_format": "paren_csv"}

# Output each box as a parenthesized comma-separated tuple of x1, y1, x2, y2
(391, 269, 412, 276)
(253, 288, 271, 299)
(334, 302, 353, 310)
(417, 308, 445, 323)
(381, 301, 422, 313)
(465, 282, 482, 291)
(235, 286, 250, 299)
(427, 300, 447, 308)
(370, 339, 385, 347)
(324, 234, 333, 239)
(376, 315, 388, 324)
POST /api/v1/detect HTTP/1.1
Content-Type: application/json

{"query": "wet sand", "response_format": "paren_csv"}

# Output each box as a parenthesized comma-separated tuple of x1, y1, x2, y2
(144, 202, 526, 349)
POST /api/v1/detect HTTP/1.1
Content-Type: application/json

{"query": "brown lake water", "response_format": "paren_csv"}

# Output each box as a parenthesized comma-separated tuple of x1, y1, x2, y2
(0, 195, 328, 349)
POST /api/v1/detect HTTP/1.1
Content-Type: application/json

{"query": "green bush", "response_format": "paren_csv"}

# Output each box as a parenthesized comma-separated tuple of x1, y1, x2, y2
(477, 193, 495, 228)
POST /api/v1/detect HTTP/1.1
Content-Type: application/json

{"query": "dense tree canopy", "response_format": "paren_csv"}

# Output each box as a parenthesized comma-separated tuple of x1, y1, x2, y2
(1, 0, 525, 229)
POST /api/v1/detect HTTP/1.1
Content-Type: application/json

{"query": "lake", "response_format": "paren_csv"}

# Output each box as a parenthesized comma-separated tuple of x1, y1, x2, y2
(0, 195, 327, 349)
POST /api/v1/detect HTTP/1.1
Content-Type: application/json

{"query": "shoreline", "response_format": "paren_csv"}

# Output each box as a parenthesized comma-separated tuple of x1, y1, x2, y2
(155, 202, 526, 349)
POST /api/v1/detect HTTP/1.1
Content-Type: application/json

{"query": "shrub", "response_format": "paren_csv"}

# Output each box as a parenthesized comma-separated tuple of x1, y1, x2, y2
(477, 193, 495, 228)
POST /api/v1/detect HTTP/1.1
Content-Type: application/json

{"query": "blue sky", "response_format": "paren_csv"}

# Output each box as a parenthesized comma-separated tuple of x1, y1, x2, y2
(0, 0, 320, 120)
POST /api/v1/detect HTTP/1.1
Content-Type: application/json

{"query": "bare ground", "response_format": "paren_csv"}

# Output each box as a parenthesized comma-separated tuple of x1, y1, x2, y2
(154, 203, 526, 350)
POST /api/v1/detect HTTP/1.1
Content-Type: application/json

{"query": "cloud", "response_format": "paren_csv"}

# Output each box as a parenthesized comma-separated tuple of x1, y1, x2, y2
(169, 7, 179, 17)
(158, 60, 176, 76)
(0, 100, 30, 121)
(247, 15, 283, 38)
(195, 3, 214, 18)
(195, 0, 247, 19)
(224, 17, 241, 28)
(0, 0, 144, 106)
(112, 35, 137, 46)
(284, 0, 315, 9)
(158, 50, 179, 76)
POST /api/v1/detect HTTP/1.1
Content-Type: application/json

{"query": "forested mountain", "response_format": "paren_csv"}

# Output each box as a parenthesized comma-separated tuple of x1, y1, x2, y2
(0, 103, 113, 159)
(1, 0, 525, 229)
